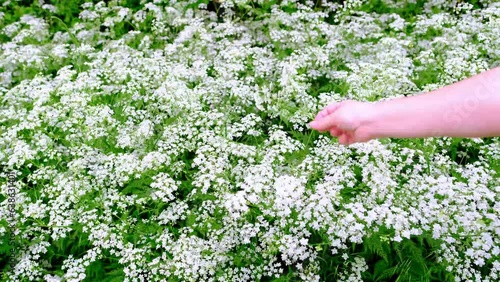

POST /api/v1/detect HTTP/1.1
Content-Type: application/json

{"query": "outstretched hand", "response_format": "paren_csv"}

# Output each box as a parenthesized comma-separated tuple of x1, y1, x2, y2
(309, 100, 376, 145)
(309, 67, 500, 144)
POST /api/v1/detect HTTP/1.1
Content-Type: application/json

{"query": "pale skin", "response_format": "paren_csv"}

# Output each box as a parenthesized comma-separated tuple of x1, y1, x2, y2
(309, 67, 500, 145)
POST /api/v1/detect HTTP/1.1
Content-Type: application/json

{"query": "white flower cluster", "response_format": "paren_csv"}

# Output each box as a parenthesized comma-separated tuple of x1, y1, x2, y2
(1, 0, 500, 281)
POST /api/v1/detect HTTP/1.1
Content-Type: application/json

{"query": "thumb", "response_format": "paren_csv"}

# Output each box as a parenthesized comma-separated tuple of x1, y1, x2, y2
(333, 109, 360, 131)
(310, 109, 359, 132)
(309, 112, 338, 131)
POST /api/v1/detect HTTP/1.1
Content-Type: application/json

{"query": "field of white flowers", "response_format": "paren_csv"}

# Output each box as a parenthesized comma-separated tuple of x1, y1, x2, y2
(1, 0, 500, 281)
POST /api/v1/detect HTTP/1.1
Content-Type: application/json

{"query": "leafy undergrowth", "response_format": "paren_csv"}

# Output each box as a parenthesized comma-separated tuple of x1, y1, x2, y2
(1, 0, 500, 281)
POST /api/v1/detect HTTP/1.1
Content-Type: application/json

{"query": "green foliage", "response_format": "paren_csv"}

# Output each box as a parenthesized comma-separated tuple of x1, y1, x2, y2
(310, 233, 455, 281)
(1, 0, 499, 281)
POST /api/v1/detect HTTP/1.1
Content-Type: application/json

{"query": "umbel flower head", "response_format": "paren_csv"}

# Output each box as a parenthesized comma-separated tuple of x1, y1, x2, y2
(0, 0, 500, 281)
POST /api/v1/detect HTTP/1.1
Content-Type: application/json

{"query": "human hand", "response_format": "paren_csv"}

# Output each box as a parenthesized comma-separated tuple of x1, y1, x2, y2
(309, 100, 376, 145)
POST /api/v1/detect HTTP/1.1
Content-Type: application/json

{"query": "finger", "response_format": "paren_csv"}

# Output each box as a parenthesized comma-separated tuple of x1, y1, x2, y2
(314, 109, 327, 121)
(325, 102, 342, 115)
(338, 133, 349, 145)
(314, 102, 341, 122)
(344, 132, 356, 145)
(310, 112, 339, 131)
(352, 128, 372, 143)
(329, 127, 342, 137)
(345, 132, 356, 146)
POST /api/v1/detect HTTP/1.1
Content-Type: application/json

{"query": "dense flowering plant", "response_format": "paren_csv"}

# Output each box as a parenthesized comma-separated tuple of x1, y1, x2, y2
(0, 0, 499, 281)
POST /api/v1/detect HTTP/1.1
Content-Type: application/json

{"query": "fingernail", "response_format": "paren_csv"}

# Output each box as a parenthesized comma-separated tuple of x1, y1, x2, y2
(309, 121, 317, 128)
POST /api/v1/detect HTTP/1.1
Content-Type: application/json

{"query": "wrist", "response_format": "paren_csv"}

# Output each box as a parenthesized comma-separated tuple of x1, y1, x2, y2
(362, 96, 434, 140)
(357, 101, 387, 140)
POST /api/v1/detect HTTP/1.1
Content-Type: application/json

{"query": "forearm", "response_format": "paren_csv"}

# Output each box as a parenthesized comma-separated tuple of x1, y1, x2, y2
(367, 67, 500, 139)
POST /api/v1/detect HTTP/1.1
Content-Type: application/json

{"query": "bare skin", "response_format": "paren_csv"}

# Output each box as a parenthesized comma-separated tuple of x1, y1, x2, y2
(309, 67, 500, 145)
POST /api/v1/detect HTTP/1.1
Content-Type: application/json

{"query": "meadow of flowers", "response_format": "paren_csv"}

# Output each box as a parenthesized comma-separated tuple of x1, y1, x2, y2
(0, 0, 499, 281)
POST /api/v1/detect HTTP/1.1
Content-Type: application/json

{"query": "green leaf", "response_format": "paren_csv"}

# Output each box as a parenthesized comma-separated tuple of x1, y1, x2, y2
(374, 259, 389, 281)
